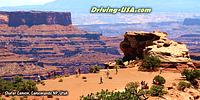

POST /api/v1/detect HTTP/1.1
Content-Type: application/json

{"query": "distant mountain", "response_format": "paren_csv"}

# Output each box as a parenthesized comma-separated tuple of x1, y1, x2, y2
(0, 0, 200, 25)
(183, 18, 200, 25)
(0, 0, 200, 13)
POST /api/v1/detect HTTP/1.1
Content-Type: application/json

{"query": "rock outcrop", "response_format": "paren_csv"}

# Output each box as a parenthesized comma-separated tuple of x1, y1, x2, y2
(0, 11, 72, 27)
(120, 31, 191, 62)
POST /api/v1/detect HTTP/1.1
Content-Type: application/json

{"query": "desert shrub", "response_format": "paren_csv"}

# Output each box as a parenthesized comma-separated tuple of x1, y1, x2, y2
(81, 82, 148, 100)
(0, 96, 6, 100)
(40, 81, 45, 86)
(58, 79, 63, 82)
(142, 56, 161, 70)
(125, 82, 140, 90)
(153, 75, 166, 85)
(108, 77, 112, 79)
(150, 85, 166, 96)
(20, 96, 27, 100)
(55, 98, 60, 100)
(122, 55, 133, 62)
(177, 81, 191, 91)
(0, 77, 38, 94)
(84, 80, 87, 82)
(47, 95, 53, 98)
(115, 59, 124, 65)
(0, 97, 6, 100)
(64, 74, 70, 77)
(181, 69, 200, 88)
(82, 76, 87, 79)
(55, 75, 62, 78)
(10, 97, 17, 100)
(89, 66, 101, 73)
(80, 89, 143, 100)
(181, 69, 200, 81)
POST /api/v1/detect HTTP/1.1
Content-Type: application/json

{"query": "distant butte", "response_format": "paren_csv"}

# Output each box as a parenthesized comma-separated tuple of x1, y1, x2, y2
(0, 11, 72, 27)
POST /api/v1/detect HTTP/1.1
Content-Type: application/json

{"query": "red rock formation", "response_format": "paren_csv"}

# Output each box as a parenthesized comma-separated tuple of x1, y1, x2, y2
(0, 11, 72, 27)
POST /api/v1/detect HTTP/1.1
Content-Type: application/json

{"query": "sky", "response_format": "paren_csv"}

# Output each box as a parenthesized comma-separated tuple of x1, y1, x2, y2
(0, 0, 199, 13)
(0, 0, 55, 7)
(0, 0, 199, 25)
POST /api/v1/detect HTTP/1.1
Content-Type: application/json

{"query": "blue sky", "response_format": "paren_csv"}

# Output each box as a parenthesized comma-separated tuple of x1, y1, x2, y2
(0, 0, 199, 25)
(0, 0, 199, 13)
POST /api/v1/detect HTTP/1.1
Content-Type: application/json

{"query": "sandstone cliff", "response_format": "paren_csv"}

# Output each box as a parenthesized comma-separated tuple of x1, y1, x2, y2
(120, 31, 191, 62)
(0, 11, 72, 27)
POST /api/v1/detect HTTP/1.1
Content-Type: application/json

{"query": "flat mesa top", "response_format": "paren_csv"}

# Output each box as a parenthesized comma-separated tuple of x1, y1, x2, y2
(0, 11, 71, 14)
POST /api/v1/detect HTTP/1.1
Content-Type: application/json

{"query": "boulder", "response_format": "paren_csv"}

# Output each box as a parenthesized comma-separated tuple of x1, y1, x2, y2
(120, 31, 191, 63)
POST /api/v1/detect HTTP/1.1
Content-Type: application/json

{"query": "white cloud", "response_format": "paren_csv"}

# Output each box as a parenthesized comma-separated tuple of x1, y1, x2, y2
(0, 0, 56, 7)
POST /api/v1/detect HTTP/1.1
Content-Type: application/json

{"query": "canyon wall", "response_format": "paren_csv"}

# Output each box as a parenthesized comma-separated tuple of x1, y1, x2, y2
(0, 11, 72, 27)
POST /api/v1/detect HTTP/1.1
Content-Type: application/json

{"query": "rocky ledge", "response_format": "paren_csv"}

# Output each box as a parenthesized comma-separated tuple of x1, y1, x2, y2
(120, 31, 191, 63)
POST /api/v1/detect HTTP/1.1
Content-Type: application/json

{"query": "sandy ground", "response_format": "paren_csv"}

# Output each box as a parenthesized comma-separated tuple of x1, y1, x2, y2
(35, 68, 182, 100)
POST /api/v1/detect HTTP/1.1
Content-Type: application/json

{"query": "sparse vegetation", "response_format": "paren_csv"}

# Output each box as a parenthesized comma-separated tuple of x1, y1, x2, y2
(0, 97, 5, 100)
(80, 81, 149, 100)
(0, 76, 38, 94)
(108, 77, 113, 79)
(47, 95, 53, 98)
(40, 81, 45, 86)
(149, 85, 167, 96)
(153, 75, 166, 86)
(55, 98, 60, 100)
(142, 56, 161, 70)
(125, 82, 140, 90)
(177, 81, 191, 91)
(64, 74, 70, 77)
(10, 97, 17, 100)
(181, 69, 200, 88)
(84, 80, 87, 82)
(89, 65, 101, 73)
(115, 59, 124, 65)
(82, 76, 87, 79)
(58, 79, 63, 82)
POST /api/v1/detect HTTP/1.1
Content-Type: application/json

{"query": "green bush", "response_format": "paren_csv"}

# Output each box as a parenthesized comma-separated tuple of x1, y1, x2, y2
(181, 69, 200, 88)
(89, 65, 101, 73)
(115, 59, 124, 65)
(181, 69, 200, 81)
(142, 56, 161, 70)
(80, 89, 144, 100)
(125, 82, 140, 90)
(0, 76, 38, 93)
(177, 81, 191, 91)
(81, 81, 148, 100)
(150, 85, 166, 96)
(153, 75, 166, 85)
(0, 97, 6, 100)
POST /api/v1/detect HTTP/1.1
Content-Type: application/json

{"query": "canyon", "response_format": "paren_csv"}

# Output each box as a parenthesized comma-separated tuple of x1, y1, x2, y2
(0, 11, 122, 78)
